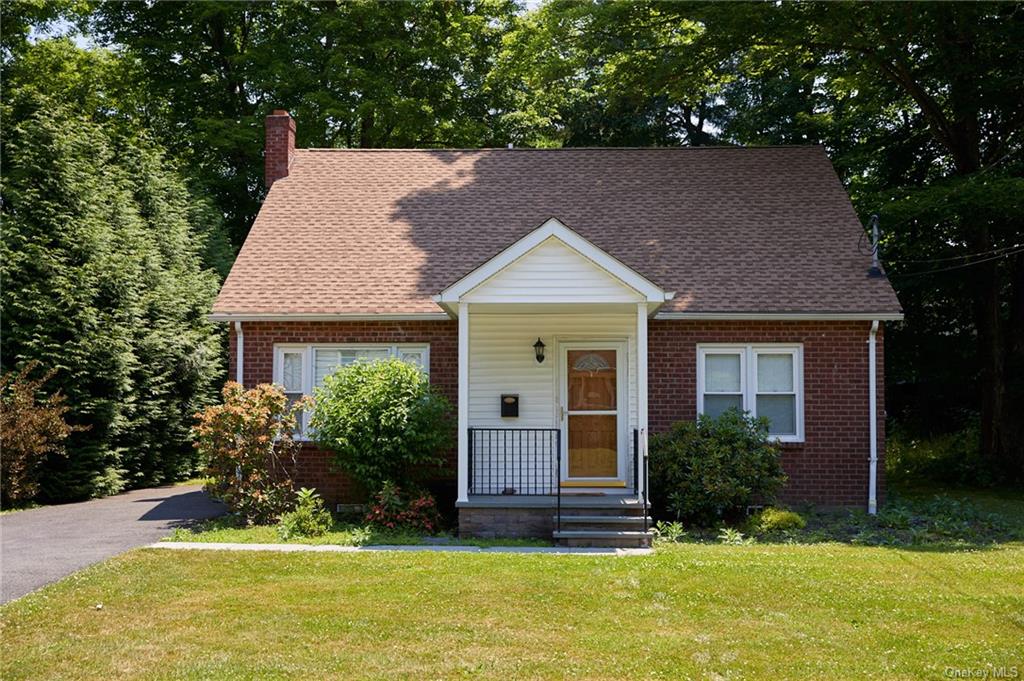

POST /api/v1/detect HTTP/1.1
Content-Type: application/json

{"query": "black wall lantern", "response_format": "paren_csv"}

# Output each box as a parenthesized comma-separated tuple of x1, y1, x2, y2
(533, 338, 546, 364)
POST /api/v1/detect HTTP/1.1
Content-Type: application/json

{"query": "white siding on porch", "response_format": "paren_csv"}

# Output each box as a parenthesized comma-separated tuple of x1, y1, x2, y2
(462, 238, 643, 304)
(468, 313, 638, 432)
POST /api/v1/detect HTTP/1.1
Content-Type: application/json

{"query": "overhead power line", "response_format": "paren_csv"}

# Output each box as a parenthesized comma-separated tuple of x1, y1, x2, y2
(895, 243, 1023, 264)
(890, 246, 1024, 279)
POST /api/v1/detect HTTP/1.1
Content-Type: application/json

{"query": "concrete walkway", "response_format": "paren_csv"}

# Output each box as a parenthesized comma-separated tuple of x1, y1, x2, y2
(151, 541, 653, 556)
(1, 484, 224, 603)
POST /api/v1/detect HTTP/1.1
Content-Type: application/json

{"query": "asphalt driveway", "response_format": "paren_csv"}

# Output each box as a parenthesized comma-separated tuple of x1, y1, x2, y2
(1, 484, 224, 603)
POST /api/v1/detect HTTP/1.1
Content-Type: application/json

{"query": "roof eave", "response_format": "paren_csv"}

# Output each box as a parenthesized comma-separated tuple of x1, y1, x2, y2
(653, 311, 904, 321)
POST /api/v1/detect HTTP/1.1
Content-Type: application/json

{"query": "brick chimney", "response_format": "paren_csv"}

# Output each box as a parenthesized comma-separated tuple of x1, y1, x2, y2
(264, 110, 295, 189)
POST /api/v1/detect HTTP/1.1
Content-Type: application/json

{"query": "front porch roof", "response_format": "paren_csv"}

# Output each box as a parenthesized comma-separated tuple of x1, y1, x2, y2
(434, 218, 674, 315)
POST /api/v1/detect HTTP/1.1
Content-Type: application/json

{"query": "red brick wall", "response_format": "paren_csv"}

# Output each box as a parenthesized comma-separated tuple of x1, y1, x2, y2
(264, 111, 295, 188)
(228, 319, 884, 508)
(229, 321, 458, 502)
(648, 320, 885, 507)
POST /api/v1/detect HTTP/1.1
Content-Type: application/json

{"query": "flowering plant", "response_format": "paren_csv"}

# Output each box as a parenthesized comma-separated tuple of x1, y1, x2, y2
(364, 482, 441, 533)
(193, 382, 308, 525)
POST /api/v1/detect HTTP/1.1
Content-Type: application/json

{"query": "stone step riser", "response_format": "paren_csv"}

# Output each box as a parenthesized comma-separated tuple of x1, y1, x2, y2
(556, 508, 648, 518)
(557, 537, 652, 549)
(557, 516, 651, 524)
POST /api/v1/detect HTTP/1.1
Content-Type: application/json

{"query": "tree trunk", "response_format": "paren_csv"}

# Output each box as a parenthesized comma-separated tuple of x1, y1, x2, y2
(359, 107, 375, 148)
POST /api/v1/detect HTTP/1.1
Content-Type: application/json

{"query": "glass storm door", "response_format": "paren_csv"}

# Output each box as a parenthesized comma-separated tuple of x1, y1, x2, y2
(562, 345, 624, 481)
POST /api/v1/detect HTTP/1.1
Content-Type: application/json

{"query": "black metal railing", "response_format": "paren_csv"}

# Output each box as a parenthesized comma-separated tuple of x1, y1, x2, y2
(632, 428, 649, 532)
(469, 426, 647, 533)
(642, 429, 649, 532)
(468, 428, 561, 497)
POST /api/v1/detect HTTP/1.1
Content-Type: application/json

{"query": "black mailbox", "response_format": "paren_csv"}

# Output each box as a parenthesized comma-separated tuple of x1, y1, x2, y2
(501, 394, 519, 418)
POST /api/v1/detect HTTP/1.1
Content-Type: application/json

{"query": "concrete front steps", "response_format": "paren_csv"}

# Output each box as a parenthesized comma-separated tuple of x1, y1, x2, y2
(553, 499, 654, 548)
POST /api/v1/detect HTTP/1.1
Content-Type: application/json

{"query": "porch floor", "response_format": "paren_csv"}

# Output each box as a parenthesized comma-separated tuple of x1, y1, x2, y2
(456, 494, 646, 509)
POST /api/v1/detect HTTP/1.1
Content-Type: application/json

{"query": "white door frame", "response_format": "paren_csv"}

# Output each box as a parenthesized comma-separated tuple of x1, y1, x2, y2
(558, 340, 628, 484)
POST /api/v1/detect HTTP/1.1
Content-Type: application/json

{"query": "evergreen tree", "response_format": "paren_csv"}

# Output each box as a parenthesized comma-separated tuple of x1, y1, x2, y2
(2, 41, 227, 500)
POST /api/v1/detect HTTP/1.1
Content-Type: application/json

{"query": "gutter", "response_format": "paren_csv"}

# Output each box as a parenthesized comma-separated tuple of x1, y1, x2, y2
(654, 311, 904, 321)
(210, 312, 451, 322)
(868, 320, 879, 515)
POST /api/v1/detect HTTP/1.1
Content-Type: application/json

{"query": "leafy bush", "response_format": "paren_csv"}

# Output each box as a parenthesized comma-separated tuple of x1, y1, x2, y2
(310, 358, 453, 492)
(193, 382, 306, 525)
(886, 422, 989, 486)
(0, 362, 81, 507)
(653, 520, 687, 544)
(277, 488, 333, 540)
(751, 507, 807, 533)
(649, 410, 787, 525)
(877, 504, 914, 530)
(364, 482, 442, 533)
(717, 527, 754, 545)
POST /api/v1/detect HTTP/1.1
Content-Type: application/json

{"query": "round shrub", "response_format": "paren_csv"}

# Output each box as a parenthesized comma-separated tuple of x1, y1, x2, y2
(649, 410, 787, 526)
(309, 358, 453, 492)
(752, 507, 807, 533)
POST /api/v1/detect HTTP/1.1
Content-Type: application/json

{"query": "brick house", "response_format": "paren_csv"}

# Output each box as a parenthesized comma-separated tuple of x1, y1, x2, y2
(212, 110, 902, 545)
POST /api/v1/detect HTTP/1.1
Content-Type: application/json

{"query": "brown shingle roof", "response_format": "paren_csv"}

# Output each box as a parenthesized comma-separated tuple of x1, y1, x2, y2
(213, 146, 901, 316)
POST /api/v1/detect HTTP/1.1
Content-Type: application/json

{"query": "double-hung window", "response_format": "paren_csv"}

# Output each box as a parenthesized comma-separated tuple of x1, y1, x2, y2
(273, 344, 430, 435)
(697, 344, 803, 442)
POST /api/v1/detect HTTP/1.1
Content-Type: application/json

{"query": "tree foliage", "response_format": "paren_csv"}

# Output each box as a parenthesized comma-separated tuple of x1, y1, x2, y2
(1, 41, 229, 500)
(87, 0, 521, 245)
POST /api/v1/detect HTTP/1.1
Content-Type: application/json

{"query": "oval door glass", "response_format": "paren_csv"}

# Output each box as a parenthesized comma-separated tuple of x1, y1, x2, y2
(567, 350, 618, 478)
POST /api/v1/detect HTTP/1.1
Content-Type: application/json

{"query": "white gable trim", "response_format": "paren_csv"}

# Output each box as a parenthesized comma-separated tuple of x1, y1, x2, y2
(436, 218, 672, 305)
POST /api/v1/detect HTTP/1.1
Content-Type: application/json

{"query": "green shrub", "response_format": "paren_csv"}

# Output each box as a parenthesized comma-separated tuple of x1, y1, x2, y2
(310, 359, 453, 492)
(277, 488, 333, 540)
(193, 383, 306, 525)
(751, 507, 807, 533)
(877, 504, 914, 530)
(886, 422, 988, 486)
(649, 410, 787, 526)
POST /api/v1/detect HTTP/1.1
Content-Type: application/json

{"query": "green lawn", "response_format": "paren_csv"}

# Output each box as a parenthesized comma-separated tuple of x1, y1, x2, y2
(165, 517, 550, 548)
(3, 541, 1022, 679)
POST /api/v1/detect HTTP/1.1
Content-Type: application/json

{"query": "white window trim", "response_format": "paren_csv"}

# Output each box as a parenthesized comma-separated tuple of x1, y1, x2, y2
(273, 343, 430, 438)
(697, 344, 804, 443)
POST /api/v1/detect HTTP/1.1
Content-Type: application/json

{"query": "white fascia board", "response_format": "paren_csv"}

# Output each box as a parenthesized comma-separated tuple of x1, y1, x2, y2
(654, 311, 905, 321)
(436, 217, 669, 304)
(209, 312, 451, 322)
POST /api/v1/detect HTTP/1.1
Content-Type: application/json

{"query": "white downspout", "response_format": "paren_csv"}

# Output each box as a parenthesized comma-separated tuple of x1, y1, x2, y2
(234, 321, 244, 386)
(868, 320, 879, 515)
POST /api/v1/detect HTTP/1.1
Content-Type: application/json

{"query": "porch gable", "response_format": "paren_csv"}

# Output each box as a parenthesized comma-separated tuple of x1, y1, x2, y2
(464, 237, 642, 304)
(435, 217, 672, 308)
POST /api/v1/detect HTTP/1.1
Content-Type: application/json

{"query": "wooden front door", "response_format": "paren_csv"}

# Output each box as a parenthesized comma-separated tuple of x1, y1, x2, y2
(563, 346, 623, 480)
